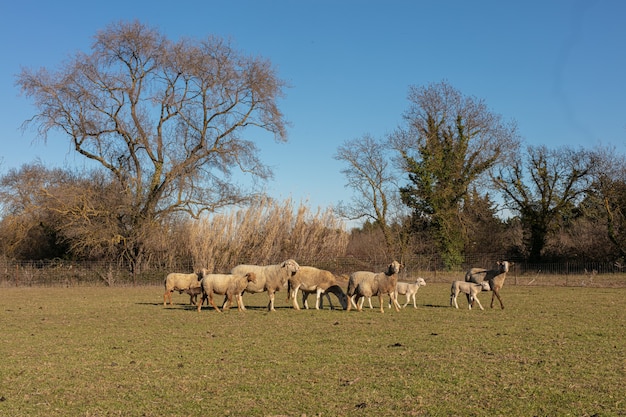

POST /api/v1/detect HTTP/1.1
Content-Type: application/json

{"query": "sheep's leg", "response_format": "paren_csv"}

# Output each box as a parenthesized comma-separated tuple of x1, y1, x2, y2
(235, 294, 245, 311)
(208, 292, 222, 313)
(402, 293, 410, 308)
(378, 295, 385, 313)
(163, 291, 171, 306)
(291, 284, 301, 310)
(315, 288, 324, 310)
(302, 292, 309, 309)
(267, 291, 276, 311)
(491, 289, 504, 309)
(367, 297, 373, 309)
(355, 295, 363, 312)
(412, 293, 417, 309)
(472, 294, 484, 310)
(451, 291, 459, 309)
(390, 293, 401, 312)
(223, 295, 233, 311)
(197, 293, 206, 312)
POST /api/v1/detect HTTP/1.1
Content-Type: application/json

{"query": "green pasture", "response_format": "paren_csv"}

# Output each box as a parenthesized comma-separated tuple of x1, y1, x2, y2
(1, 283, 624, 416)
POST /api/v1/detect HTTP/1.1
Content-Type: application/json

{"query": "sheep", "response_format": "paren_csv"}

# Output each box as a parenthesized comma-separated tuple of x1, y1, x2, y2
(347, 260, 403, 313)
(197, 272, 256, 313)
(450, 280, 491, 310)
(163, 269, 205, 306)
(465, 261, 513, 309)
(286, 266, 348, 310)
(223, 272, 257, 311)
(300, 285, 346, 310)
(231, 259, 300, 311)
(182, 286, 203, 306)
(393, 277, 427, 309)
(346, 271, 376, 310)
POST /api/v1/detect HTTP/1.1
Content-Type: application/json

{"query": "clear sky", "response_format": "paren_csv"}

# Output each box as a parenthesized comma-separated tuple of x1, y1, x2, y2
(1, 0, 624, 218)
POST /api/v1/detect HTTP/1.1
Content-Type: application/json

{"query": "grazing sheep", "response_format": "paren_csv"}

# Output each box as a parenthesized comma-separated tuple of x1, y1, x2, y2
(163, 270, 205, 306)
(393, 277, 427, 309)
(450, 280, 491, 310)
(231, 259, 300, 312)
(287, 266, 348, 310)
(300, 285, 345, 310)
(465, 261, 513, 309)
(197, 272, 256, 313)
(348, 260, 403, 313)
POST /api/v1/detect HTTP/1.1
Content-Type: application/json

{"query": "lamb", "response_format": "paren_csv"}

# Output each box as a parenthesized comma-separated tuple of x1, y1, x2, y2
(465, 261, 513, 309)
(286, 266, 348, 310)
(450, 280, 491, 310)
(347, 260, 403, 313)
(197, 272, 256, 313)
(231, 259, 300, 311)
(182, 286, 202, 306)
(393, 277, 427, 308)
(163, 269, 205, 306)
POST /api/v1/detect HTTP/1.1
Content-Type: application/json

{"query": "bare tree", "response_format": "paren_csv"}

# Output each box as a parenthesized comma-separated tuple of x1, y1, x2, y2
(16, 21, 288, 273)
(493, 145, 596, 262)
(334, 134, 405, 255)
(588, 145, 626, 259)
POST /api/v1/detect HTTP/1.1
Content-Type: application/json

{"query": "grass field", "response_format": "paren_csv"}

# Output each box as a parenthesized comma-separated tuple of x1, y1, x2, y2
(1, 282, 625, 416)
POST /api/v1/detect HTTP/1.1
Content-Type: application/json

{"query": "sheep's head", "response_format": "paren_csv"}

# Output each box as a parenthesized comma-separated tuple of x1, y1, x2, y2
(497, 261, 512, 273)
(246, 272, 257, 283)
(416, 277, 426, 286)
(282, 259, 300, 276)
(387, 260, 402, 275)
(481, 281, 491, 291)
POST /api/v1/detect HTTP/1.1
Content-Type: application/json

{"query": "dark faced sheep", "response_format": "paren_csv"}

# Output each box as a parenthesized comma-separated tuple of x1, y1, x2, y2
(465, 261, 513, 309)
(347, 260, 403, 313)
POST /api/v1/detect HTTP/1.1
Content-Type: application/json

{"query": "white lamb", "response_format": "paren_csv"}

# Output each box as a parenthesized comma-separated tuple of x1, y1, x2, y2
(450, 280, 491, 310)
(231, 259, 300, 311)
(393, 277, 427, 308)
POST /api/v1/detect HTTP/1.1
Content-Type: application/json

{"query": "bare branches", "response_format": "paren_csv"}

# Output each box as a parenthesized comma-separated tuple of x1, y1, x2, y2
(15, 21, 289, 268)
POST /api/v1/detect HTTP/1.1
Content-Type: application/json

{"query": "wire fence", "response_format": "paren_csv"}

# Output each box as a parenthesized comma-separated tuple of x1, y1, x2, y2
(1, 257, 625, 288)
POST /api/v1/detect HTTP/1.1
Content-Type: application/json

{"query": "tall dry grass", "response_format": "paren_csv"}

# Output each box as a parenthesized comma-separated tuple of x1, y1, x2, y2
(186, 198, 349, 271)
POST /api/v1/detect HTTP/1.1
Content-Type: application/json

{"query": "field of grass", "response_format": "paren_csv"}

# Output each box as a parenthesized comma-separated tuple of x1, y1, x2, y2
(1, 282, 625, 416)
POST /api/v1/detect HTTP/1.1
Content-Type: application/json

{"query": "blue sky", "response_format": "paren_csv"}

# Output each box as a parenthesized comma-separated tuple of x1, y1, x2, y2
(1, 0, 624, 218)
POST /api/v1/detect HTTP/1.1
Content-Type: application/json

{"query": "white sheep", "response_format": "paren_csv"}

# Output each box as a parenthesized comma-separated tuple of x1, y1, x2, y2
(393, 277, 427, 308)
(346, 271, 376, 310)
(465, 261, 513, 309)
(197, 272, 256, 313)
(163, 269, 206, 306)
(223, 272, 257, 311)
(450, 280, 491, 310)
(231, 259, 300, 312)
(347, 260, 403, 313)
(286, 266, 348, 310)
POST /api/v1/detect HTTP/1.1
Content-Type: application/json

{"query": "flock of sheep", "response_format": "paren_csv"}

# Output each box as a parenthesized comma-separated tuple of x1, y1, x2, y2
(163, 259, 512, 313)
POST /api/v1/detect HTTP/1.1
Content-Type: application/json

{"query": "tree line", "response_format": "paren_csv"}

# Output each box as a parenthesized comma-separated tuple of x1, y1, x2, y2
(2, 21, 626, 273)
